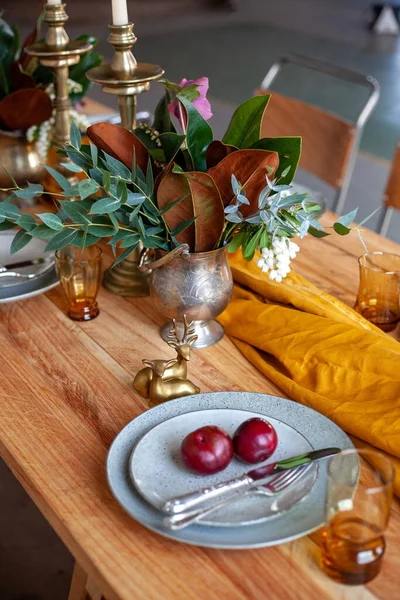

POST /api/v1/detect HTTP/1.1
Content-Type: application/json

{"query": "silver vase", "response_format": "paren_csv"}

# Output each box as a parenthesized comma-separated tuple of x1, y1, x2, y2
(139, 244, 233, 348)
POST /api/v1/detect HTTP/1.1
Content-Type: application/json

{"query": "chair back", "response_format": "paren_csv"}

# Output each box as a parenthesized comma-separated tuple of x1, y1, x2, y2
(384, 142, 400, 210)
(258, 90, 356, 189)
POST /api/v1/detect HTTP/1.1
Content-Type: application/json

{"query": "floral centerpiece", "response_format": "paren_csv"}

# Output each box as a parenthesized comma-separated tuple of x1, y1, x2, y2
(0, 14, 102, 163)
(0, 75, 357, 282)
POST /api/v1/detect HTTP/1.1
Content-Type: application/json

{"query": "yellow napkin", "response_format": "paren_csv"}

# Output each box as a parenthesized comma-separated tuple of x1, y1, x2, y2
(218, 252, 400, 495)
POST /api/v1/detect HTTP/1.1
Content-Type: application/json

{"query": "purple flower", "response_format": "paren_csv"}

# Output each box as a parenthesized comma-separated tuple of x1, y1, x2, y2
(168, 77, 213, 125)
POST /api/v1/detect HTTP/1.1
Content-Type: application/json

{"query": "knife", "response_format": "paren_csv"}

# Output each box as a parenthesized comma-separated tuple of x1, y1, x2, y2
(162, 447, 340, 514)
(3, 258, 47, 270)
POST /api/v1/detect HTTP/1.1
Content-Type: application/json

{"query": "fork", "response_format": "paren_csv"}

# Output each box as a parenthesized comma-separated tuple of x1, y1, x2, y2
(163, 464, 310, 530)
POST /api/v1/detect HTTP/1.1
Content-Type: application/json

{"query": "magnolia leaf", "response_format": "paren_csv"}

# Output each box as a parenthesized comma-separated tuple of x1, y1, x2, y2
(45, 229, 78, 251)
(36, 213, 63, 231)
(207, 149, 279, 216)
(177, 95, 213, 172)
(158, 132, 186, 164)
(153, 93, 176, 134)
(252, 137, 302, 185)
(206, 140, 238, 169)
(157, 173, 194, 248)
(10, 229, 32, 254)
(158, 171, 224, 252)
(223, 95, 271, 149)
(0, 88, 52, 130)
(87, 122, 149, 174)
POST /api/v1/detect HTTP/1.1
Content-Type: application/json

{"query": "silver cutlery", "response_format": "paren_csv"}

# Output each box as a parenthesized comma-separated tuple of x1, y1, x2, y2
(3, 258, 47, 270)
(164, 464, 310, 530)
(162, 447, 340, 515)
(0, 260, 54, 284)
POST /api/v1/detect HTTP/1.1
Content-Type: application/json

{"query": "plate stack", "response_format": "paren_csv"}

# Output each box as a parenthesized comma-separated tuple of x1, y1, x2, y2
(0, 232, 58, 303)
(107, 391, 353, 549)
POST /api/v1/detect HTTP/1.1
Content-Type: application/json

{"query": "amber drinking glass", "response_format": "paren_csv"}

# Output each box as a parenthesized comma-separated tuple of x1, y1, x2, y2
(321, 449, 394, 585)
(55, 246, 102, 321)
(354, 252, 400, 332)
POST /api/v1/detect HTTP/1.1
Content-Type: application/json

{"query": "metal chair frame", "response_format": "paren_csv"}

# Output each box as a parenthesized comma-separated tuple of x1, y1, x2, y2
(377, 205, 394, 237)
(260, 54, 380, 214)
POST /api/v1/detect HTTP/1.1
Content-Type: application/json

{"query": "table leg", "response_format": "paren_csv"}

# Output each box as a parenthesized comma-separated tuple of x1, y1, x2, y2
(68, 561, 106, 600)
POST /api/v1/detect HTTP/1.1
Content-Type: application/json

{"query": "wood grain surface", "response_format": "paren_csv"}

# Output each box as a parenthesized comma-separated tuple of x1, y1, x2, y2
(1, 209, 399, 599)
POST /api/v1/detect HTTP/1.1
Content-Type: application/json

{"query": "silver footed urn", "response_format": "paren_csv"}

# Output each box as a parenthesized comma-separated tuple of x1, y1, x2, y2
(139, 245, 233, 348)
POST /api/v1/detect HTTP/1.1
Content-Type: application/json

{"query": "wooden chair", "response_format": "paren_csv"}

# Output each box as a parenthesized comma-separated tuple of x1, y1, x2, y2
(377, 142, 400, 236)
(258, 54, 380, 214)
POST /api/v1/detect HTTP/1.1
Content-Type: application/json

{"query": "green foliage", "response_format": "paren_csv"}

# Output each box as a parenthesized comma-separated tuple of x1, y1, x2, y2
(223, 96, 270, 149)
(177, 95, 213, 172)
(0, 79, 369, 269)
(252, 137, 301, 185)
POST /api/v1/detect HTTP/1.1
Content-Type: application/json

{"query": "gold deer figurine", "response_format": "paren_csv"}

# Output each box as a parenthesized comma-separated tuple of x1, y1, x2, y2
(133, 316, 200, 406)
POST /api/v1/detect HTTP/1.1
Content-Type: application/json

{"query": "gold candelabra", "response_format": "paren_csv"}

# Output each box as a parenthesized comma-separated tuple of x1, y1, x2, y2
(25, 3, 93, 177)
(87, 23, 164, 297)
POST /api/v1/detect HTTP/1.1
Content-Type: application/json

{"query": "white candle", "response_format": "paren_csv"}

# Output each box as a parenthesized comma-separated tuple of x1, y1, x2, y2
(47, 0, 62, 4)
(112, 0, 129, 25)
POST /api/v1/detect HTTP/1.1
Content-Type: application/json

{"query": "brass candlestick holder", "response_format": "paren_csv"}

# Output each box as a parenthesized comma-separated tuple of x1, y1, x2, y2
(25, 3, 92, 178)
(87, 23, 164, 130)
(87, 23, 164, 296)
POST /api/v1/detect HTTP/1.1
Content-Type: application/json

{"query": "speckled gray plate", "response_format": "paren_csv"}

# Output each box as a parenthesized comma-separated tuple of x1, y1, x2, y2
(129, 409, 317, 527)
(106, 392, 353, 549)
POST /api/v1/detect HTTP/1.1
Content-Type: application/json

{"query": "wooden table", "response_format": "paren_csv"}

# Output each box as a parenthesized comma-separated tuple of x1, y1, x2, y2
(1, 215, 399, 600)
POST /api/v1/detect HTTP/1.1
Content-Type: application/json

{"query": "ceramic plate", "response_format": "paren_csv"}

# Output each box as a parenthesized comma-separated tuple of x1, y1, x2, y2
(130, 408, 317, 527)
(0, 232, 58, 303)
(106, 392, 353, 549)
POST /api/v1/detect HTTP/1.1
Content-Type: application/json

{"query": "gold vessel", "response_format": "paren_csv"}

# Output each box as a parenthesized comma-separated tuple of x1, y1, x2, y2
(0, 131, 45, 198)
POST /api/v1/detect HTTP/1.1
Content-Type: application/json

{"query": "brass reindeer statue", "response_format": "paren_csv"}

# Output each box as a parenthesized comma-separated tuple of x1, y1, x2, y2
(133, 316, 200, 406)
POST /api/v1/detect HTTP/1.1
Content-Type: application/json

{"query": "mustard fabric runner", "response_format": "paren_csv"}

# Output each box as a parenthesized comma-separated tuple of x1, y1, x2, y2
(218, 252, 400, 495)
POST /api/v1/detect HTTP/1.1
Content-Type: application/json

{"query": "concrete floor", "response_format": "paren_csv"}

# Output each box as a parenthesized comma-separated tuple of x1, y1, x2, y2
(1, 1, 400, 598)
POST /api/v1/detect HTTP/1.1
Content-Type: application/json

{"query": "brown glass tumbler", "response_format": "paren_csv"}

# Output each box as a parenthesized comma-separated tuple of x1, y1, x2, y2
(55, 246, 102, 321)
(354, 252, 400, 332)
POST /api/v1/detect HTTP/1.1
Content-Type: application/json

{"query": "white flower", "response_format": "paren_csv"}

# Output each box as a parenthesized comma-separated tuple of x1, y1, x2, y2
(257, 237, 301, 282)
(31, 107, 89, 161)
